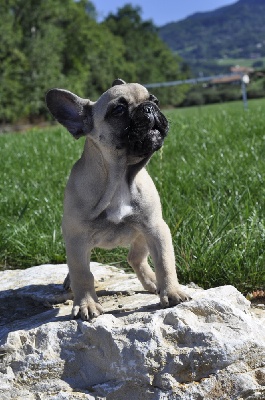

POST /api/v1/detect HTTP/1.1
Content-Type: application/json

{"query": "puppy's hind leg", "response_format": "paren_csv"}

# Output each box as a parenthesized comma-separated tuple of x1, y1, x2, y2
(63, 273, 71, 290)
(127, 235, 157, 293)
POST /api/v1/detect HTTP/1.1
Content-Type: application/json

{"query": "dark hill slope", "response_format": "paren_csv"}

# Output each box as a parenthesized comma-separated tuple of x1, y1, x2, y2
(159, 0, 265, 61)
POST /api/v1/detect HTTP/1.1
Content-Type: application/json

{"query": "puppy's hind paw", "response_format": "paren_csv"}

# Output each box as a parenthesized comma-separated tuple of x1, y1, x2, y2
(141, 277, 157, 294)
(63, 273, 71, 291)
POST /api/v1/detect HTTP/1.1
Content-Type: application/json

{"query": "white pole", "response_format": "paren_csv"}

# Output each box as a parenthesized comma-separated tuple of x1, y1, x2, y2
(241, 75, 250, 110)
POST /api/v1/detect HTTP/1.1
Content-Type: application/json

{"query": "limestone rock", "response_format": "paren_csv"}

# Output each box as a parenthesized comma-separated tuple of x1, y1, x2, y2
(0, 263, 264, 399)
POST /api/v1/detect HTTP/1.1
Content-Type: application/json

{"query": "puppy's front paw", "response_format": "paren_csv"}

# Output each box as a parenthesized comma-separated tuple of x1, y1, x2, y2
(72, 296, 103, 321)
(158, 286, 191, 308)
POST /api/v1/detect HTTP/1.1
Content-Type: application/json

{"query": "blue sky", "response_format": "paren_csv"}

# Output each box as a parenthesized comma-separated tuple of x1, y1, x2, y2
(94, 0, 237, 26)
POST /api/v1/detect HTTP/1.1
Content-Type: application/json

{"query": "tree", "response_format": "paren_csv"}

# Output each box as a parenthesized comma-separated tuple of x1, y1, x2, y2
(0, 0, 26, 122)
(62, 2, 134, 100)
(104, 4, 190, 105)
(0, 1, 190, 123)
(0, 0, 73, 122)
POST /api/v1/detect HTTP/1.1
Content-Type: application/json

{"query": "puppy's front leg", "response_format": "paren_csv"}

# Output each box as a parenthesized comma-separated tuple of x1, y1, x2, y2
(64, 234, 103, 320)
(146, 219, 190, 307)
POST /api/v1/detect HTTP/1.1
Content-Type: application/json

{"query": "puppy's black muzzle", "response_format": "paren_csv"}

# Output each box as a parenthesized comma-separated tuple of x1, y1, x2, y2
(127, 101, 169, 157)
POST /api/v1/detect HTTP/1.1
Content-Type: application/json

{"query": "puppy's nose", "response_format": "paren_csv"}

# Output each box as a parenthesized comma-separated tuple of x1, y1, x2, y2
(143, 104, 154, 114)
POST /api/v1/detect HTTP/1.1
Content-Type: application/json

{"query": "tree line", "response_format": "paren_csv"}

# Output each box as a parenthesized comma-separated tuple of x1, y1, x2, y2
(0, 1, 189, 124)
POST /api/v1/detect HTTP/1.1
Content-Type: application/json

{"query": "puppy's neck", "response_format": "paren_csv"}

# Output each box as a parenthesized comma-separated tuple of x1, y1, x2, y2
(83, 138, 130, 219)
(84, 137, 126, 166)
(126, 155, 151, 184)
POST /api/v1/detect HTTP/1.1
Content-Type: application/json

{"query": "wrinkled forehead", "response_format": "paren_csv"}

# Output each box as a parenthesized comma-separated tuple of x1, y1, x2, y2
(94, 83, 150, 115)
(107, 83, 149, 103)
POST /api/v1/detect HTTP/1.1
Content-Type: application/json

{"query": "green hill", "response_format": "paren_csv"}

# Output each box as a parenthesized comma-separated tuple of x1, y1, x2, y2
(159, 0, 265, 74)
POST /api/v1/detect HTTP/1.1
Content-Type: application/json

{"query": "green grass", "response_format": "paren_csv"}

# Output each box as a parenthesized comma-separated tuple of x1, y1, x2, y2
(1, 99, 265, 293)
(195, 56, 265, 69)
(216, 57, 265, 68)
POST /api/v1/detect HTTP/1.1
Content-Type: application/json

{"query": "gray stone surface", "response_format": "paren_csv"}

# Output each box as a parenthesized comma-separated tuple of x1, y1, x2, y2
(0, 263, 264, 399)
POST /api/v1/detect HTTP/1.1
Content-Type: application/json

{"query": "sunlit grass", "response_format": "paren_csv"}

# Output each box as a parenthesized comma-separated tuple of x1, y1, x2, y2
(1, 99, 265, 293)
(151, 99, 265, 292)
(1, 127, 81, 266)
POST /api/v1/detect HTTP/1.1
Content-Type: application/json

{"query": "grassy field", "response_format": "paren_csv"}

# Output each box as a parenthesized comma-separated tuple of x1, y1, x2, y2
(1, 99, 265, 293)
(216, 57, 265, 68)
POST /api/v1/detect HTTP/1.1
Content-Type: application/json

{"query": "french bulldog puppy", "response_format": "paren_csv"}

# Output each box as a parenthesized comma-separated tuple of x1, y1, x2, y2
(46, 79, 190, 320)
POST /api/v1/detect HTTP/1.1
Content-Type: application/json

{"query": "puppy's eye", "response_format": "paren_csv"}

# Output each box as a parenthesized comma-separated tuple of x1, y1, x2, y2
(112, 104, 127, 117)
(149, 94, 159, 106)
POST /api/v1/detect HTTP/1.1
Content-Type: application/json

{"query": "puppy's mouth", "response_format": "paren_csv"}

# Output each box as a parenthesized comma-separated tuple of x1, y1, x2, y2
(126, 102, 169, 157)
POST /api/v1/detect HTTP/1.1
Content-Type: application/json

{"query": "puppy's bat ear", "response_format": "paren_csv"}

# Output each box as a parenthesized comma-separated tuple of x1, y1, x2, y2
(45, 89, 93, 139)
(112, 78, 126, 87)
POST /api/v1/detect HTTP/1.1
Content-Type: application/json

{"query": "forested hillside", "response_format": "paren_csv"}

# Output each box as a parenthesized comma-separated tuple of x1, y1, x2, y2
(159, 0, 265, 74)
(0, 1, 189, 124)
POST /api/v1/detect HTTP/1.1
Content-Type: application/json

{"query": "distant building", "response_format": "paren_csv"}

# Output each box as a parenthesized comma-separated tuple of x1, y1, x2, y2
(230, 66, 254, 74)
(211, 74, 242, 85)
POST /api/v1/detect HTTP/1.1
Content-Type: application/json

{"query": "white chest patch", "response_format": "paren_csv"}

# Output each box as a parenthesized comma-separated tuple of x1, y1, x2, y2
(106, 184, 134, 224)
